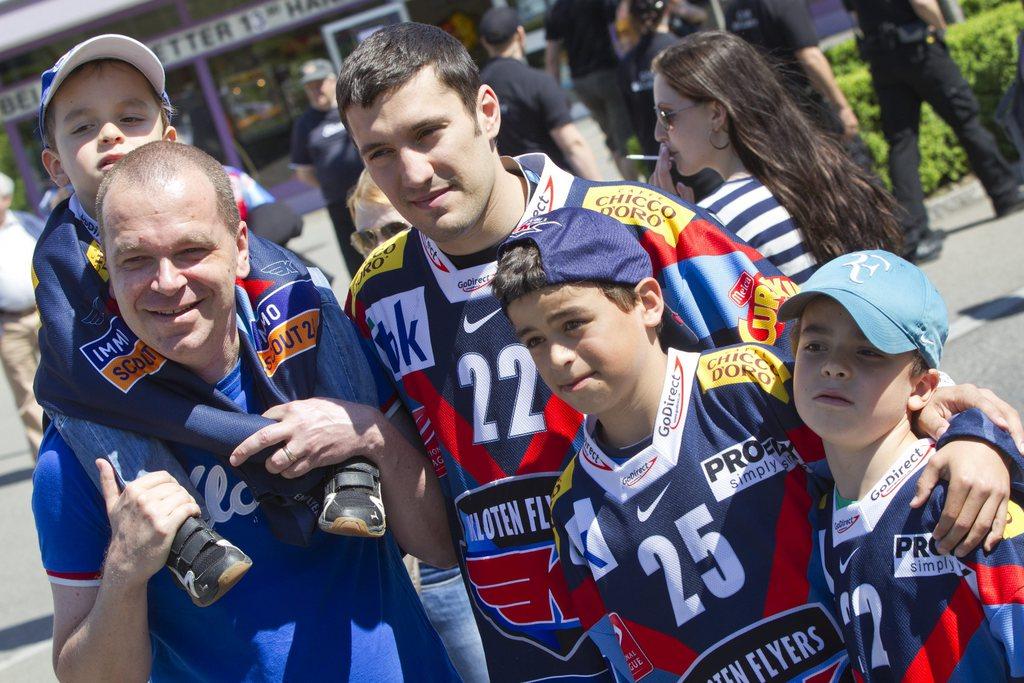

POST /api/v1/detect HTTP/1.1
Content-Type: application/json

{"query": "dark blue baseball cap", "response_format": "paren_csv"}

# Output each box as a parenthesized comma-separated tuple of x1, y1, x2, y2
(779, 250, 948, 368)
(498, 207, 653, 289)
(39, 34, 170, 146)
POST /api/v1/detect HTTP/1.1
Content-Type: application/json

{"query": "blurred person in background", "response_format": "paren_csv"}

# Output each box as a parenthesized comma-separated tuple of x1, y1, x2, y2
(346, 169, 489, 683)
(0, 172, 44, 458)
(545, 0, 638, 179)
(844, 0, 1024, 263)
(479, 7, 602, 180)
(650, 32, 902, 282)
(290, 58, 365, 277)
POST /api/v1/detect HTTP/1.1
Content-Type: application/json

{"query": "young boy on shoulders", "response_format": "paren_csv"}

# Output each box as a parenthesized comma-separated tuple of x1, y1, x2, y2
(780, 252, 1024, 681)
(490, 207, 1021, 682)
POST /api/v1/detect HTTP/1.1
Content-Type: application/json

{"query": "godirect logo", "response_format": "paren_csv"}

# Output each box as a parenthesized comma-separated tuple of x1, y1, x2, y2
(530, 176, 555, 217)
(833, 515, 860, 535)
(621, 456, 657, 488)
(656, 358, 685, 437)
(580, 440, 613, 471)
(458, 273, 496, 293)
(423, 236, 450, 273)
(868, 445, 929, 501)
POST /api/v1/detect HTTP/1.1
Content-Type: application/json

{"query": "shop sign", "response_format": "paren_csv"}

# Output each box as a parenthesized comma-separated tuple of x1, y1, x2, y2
(0, 81, 41, 124)
(152, 0, 362, 67)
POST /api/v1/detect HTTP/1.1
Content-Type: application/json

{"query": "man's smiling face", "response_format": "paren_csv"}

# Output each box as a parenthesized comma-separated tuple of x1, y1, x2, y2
(102, 169, 249, 384)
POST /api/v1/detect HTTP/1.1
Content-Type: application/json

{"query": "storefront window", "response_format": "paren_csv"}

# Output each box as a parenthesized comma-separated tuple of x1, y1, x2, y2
(205, 23, 331, 186)
(0, 3, 180, 88)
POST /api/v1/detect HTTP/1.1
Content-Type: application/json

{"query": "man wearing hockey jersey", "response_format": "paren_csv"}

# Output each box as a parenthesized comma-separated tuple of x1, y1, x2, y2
(233, 22, 1022, 681)
(491, 209, 1023, 681)
(781, 253, 1024, 681)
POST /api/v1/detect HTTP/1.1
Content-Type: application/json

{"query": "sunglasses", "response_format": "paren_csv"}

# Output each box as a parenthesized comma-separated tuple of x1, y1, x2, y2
(351, 221, 409, 256)
(654, 101, 703, 130)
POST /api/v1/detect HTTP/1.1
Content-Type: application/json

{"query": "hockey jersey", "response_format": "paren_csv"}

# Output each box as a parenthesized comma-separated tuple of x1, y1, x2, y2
(550, 344, 848, 682)
(820, 426, 1024, 682)
(345, 154, 797, 680)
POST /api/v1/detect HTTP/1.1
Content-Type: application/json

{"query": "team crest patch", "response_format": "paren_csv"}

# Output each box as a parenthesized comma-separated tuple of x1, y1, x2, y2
(252, 280, 320, 377)
(80, 316, 166, 393)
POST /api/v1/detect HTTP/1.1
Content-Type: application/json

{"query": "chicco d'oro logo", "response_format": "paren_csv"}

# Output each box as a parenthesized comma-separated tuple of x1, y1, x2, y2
(842, 253, 891, 284)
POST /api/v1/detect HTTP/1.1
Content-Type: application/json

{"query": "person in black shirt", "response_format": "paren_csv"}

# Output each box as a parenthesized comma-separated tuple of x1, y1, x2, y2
(723, 0, 872, 172)
(480, 7, 602, 179)
(545, 0, 638, 179)
(845, 0, 1024, 262)
(289, 58, 365, 277)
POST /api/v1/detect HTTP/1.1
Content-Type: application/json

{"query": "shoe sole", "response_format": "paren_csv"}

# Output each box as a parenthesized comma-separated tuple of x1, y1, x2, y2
(190, 558, 253, 608)
(321, 517, 386, 538)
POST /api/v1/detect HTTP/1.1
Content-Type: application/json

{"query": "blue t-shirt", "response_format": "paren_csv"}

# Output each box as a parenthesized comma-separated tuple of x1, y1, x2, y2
(32, 361, 458, 682)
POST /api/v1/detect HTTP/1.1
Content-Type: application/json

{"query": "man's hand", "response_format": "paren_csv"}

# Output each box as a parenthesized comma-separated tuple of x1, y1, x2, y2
(97, 459, 200, 587)
(652, 144, 694, 202)
(911, 439, 1009, 556)
(229, 397, 385, 477)
(916, 384, 1024, 451)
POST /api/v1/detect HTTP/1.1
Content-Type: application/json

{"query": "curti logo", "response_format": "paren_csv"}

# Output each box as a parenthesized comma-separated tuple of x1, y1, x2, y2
(735, 274, 798, 346)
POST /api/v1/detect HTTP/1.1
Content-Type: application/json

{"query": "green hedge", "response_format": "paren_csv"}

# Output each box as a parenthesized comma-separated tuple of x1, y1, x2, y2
(826, 2, 1023, 194)
(0, 129, 30, 211)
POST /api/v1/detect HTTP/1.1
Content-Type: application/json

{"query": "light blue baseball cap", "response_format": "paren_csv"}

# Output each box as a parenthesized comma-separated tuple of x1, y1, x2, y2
(779, 250, 948, 368)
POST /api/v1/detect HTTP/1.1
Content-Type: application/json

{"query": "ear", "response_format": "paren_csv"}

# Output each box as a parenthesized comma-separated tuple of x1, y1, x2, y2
(162, 125, 178, 142)
(635, 277, 664, 329)
(708, 100, 729, 134)
(235, 221, 250, 278)
(41, 148, 69, 187)
(478, 84, 501, 141)
(907, 368, 940, 413)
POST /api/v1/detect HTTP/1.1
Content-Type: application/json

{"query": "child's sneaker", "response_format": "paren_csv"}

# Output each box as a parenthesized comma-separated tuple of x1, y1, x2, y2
(166, 516, 252, 607)
(319, 459, 386, 537)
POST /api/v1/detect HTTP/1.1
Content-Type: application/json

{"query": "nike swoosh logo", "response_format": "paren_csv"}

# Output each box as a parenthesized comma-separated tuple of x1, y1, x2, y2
(463, 309, 501, 334)
(838, 546, 859, 573)
(637, 483, 670, 523)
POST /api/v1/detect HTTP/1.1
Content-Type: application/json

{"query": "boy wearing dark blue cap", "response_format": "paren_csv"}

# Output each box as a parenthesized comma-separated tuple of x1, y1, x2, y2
(492, 208, 1021, 682)
(781, 253, 1024, 681)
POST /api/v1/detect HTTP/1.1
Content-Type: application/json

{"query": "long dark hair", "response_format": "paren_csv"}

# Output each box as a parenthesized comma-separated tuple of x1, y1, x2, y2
(652, 31, 902, 262)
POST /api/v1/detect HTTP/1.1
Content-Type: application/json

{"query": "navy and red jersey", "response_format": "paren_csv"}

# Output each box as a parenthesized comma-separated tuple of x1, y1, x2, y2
(345, 154, 797, 680)
(550, 345, 848, 682)
(819, 428, 1024, 682)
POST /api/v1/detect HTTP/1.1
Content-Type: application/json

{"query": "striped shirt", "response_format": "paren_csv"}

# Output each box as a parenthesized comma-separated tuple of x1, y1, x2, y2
(699, 175, 817, 283)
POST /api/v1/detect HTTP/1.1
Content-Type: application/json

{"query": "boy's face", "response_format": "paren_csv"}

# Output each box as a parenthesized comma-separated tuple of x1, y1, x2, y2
(41, 61, 175, 214)
(344, 66, 503, 256)
(794, 298, 925, 451)
(507, 282, 661, 419)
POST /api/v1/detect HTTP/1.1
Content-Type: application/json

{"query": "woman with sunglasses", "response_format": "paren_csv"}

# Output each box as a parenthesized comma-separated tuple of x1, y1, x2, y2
(650, 31, 902, 282)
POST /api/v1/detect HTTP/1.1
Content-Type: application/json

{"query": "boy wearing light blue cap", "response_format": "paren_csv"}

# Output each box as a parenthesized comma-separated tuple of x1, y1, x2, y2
(492, 210, 1020, 682)
(780, 251, 1024, 681)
